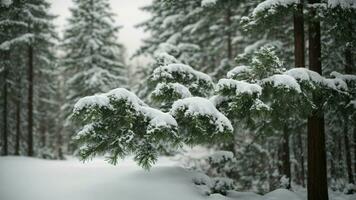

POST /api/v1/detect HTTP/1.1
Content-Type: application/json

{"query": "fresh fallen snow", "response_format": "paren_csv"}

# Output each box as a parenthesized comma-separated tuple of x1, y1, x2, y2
(252, 0, 298, 16)
(217, 79, 262, 96)
(0, 156, 355, 200)
(262, 74, 302, 93)
(201, 0, 218, 7)
(171, 97, 233, 132)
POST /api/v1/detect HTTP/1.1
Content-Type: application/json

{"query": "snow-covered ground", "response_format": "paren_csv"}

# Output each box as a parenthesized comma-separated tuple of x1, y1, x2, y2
(0, 156, 354, 200)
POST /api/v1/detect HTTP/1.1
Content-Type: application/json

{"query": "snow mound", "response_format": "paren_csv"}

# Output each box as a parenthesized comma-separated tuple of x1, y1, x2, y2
(264, 189, 301, 200)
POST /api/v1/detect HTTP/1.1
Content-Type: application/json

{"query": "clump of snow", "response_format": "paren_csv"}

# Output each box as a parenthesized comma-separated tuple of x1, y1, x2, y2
(328, 0, 356, 9)
(331, 71, 356, 82)
(141, 107, 178, 128)
(284, 68, 324, 85)
(208, 151, 234, 164)
(227, 66, 252, 79)
(73, 88, 146, 113)
(1, 0, 12, 7)
(171, 97, 233, 132)
(73, 94, 111, 112)
(201, 0, 218, 7)
(252, 0, 299, 16)
(324, 78, 348, 91)
(285, 68, 348, 91)
(217, 79, 262, 96)
(152, 63, 212, 83)
(262, 74, 302, 93)
(74, 88, 177, 130)
(209, 95, 230, 106)
(152, 83, 192, 99)
(154, 52, 179, 66)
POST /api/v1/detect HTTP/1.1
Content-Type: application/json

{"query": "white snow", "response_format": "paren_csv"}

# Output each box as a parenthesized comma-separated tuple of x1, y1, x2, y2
(73, 88, 177, 130)
(328, 0, 356, 9)
(227, 66, 252, 79)
(252, 0, 299, 16)
(152, 82, 192, 98)
(285, 68, 348, 91)
(171, 97, 233, 132)
(217, 79, 262, 96)
(262, 74, 302, 93)
(201, 0, 218, 7)
(1, 157, 354, 200)
(1, 0, 12, 7)
(330, 71, 356, 82)
(140, 106, 178, 127)
(152, 63, 212, 83)
(208, 151, 234, 164)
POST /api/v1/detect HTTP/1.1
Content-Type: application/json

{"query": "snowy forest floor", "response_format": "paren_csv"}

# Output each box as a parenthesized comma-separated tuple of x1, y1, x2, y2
(0, 156, 355, 200)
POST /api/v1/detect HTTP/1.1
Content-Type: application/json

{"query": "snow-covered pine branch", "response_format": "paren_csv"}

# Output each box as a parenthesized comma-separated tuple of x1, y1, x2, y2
(72, 88, 179, 170)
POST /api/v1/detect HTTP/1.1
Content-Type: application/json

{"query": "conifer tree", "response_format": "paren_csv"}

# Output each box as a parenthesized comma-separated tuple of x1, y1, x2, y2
(62, 0, 127, 148)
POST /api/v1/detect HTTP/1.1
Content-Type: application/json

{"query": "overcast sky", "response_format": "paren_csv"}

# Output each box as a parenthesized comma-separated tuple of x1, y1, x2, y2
(49, 0, 152, 57)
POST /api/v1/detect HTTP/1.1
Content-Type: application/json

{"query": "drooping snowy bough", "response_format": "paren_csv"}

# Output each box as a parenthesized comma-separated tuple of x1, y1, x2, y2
(170, 97, 233, 145)
(72, 88, 179, 169)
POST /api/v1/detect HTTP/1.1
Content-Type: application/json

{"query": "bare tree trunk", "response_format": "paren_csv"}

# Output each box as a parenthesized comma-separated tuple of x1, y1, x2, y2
(307, 0, 329, 198)
(1, 51, 9, 156)
(282, 124, 291, 189)
(27, 44, 34, 157)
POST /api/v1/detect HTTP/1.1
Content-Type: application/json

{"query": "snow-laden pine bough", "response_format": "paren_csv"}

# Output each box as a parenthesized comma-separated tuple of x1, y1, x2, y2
(72, 62, 233, 170)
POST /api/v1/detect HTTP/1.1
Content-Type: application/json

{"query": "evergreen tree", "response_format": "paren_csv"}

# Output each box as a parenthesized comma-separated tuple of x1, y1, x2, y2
(62, 0, 127, 150)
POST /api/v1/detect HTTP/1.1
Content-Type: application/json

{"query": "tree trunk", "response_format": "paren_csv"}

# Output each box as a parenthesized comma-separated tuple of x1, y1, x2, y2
(282, 124, 291, 189)
(293, 1, 305, 188)
(225, 7, 232, 60)
(27, 44, 34, 157)
(15, 97, 21, 155)
(307, 0, 329, 198)
(293, 1, 305, 69)
(344, 44, 354, 191)
(1, 50, 9, 156)
(344, 119, 354, 185)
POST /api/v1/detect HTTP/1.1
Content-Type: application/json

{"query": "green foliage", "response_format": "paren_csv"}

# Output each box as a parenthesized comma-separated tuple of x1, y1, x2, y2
(72, 88, 180, 169)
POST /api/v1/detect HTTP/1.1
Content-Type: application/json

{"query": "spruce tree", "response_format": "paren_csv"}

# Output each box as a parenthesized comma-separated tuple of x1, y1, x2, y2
(62, 0, 127, 149)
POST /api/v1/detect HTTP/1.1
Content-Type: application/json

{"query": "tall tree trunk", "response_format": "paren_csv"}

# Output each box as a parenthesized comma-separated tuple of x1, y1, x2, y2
(344, 44, 354, 191)
(294, 2, 305, 68)
(293, 1, 305, 188)
(225, 7, 232, 60)
(344, 119, 354, 186)
(282, 124, 291, 189)
(15, 97, 21, 155)
(1, 50, 9, 156)
(307, 0, 329, 199)
(27, 44, 34, 157)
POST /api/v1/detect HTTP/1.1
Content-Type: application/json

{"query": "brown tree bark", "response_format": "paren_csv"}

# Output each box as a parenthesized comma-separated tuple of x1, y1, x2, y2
(307, 0, 329, 199)
(27, 44, 34, 157)
(293, 1, 305, 188)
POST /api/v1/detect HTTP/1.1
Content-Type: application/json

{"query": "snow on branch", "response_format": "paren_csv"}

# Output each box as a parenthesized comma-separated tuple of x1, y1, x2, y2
(170, 97, 233, 145)
(72, 88, 179, 169)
